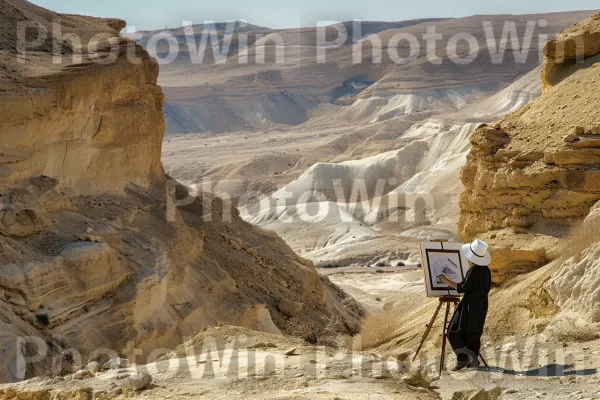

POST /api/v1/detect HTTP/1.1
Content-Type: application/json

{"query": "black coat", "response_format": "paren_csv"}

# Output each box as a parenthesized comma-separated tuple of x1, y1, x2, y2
(449, 264, 492, 335)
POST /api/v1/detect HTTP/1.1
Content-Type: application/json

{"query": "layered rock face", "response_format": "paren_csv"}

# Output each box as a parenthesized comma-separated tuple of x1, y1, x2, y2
(459, 12, 600, 283)
(0, 0, 360, 383)
(0, 2, 165, 194)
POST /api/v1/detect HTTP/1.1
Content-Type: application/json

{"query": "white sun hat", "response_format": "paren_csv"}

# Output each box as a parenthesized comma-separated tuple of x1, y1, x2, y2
(461, 239, 492, 266)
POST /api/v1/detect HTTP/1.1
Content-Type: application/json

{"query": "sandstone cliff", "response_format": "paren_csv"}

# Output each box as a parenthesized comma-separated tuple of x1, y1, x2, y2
(0, 1, 165, 194)
(459, 11, 600, 283)
(0, 0, 361, 383)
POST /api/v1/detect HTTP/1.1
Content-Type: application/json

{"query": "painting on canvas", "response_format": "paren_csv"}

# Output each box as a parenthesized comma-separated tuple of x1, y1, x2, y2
(419, 241, 470, 297)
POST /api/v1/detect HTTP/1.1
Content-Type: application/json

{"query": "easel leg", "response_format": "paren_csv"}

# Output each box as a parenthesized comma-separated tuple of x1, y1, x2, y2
(439, 301, 452, 375)
(479, 352, 489, 368)
(412, 301, 444, 362)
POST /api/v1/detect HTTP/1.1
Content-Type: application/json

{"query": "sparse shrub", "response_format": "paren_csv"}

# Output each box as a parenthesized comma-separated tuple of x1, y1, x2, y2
(43, 343, 97, 379)
(46, 351, 74, 378)
(359, 310, 402, 349)
(285, 315, 347, 348)
(396, 261, 406, 267)
(376, 262, 386, 267)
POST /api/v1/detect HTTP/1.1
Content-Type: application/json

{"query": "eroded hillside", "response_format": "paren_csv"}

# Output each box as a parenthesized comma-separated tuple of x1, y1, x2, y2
(0, 0, 361, 383)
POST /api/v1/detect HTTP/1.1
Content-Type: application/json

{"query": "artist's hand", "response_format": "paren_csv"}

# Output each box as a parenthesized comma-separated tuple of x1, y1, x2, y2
(439, 274, 459, 290)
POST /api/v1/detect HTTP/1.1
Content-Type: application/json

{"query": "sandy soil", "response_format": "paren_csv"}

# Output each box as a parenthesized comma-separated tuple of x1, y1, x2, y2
(2, 264, 600, 399)
(0, 326, 438, 400)
(4, 320, 599, 400)
(435, 335, 600, 400)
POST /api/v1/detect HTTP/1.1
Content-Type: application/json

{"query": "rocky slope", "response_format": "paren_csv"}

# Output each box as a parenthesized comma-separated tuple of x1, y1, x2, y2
(459, 11, 600, 283)
(0, 0, 361, 384)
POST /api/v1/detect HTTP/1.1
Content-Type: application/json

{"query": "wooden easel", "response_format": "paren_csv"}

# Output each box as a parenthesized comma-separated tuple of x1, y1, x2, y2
(412, 296, 460, 375)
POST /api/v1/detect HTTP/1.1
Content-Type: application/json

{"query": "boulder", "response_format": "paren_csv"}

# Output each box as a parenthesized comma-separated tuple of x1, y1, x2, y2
(128, 372, 152, 391)
(73, 370, 91, 380)
(284, 348, 297, 356)
(86, 361, 100, 373)
(400, 369, 429, 388)
(102, 357, 130, 370)
(392, 350, 412, 362)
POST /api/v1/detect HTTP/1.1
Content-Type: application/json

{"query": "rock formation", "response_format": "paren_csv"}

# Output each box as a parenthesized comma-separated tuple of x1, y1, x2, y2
(459, 11, 600, 283)
(542, 13, 600, 92)
(0, 0, 361, 383)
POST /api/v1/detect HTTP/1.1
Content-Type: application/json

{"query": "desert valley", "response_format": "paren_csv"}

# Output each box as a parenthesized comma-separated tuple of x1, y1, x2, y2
(2, 0, 600, 398)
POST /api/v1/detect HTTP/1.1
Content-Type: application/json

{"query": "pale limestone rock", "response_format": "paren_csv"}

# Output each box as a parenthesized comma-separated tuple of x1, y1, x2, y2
(400, 369, 429, 388)
(102, 358, 130, 370)
(73, 370, 91, 380)
(86, 362, 100, 373)
(128, 372, 152, 391)
(229, 238, 242, 251)
(284, 348, 297, 356)
(545, 237, 600, 329)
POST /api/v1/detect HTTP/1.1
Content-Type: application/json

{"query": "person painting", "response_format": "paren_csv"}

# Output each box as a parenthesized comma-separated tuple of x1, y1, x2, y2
(439, 239, 492, 371)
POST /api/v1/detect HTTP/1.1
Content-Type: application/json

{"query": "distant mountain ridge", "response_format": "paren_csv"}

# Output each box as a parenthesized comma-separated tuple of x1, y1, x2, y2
(136, 11, 596, 134)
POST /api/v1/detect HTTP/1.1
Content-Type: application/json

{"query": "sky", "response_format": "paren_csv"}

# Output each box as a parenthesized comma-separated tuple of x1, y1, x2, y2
(30, 0, 599, 31)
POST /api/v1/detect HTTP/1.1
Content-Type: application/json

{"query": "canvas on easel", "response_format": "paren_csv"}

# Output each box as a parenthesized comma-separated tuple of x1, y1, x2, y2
(419, 241, 470, 297)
